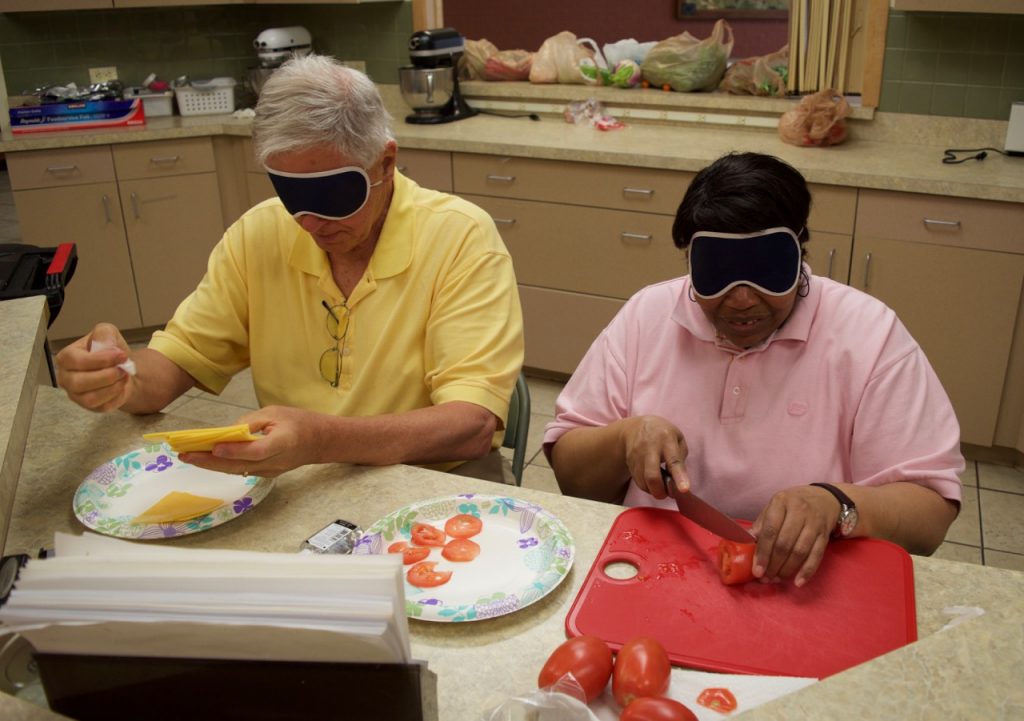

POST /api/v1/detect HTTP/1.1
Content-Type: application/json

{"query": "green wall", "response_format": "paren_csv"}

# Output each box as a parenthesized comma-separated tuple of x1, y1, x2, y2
(0, 2, 412, 106)
(879, 10, 1024, 119)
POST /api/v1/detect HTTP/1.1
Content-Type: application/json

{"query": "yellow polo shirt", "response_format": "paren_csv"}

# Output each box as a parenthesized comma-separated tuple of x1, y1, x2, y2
(150, 172, 524, 445)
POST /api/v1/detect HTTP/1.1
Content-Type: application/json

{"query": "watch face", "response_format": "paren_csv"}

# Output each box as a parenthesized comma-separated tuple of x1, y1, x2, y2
(839, 507, 859, 537)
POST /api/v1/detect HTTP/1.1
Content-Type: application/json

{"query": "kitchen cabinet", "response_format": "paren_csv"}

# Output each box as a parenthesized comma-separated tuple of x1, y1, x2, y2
(851, 189, 1024, 448)
(805, 184, 856, 284)
(239, 138, 275, 210)
(398, 148, 452, 193)
(454, 153, 689, 375)
(7, 147, 141, 340)
(6, 138, 224, 340)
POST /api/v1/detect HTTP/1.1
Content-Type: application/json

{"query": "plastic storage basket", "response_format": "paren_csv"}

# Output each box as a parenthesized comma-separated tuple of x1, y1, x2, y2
(174, 78, 236, 116)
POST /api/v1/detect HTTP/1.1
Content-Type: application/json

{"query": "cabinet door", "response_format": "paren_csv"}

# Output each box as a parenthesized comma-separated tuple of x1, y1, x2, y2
(13, 184, 141, 340)
(805, 232, 852, 284)
(519, 286, 624, 375)
(397, 149, 452, 192)
(247, 172, 276, 208)
(464, 194, 683, 300)
(120, 174, 224, 327)
(851, 237, 1024, 447)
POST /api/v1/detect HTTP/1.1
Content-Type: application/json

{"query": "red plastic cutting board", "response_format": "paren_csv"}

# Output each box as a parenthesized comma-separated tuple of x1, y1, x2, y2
(566, 507, 916, 679)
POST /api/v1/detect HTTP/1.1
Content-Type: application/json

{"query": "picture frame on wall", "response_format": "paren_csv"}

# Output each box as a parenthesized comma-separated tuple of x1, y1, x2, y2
(676, 0, 789, 19)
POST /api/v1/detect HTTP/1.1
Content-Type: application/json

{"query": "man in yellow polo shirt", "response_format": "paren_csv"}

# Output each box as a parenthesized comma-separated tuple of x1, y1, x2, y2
(54, 55, 523, 479)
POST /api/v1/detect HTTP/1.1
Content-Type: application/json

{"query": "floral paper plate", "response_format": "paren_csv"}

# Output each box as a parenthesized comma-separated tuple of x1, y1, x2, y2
(353, 493, 575, 622)
(73, 443, 273, 540)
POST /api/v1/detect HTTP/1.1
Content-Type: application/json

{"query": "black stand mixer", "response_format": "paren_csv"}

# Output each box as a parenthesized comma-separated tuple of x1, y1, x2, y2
(399, 28, 477, 124)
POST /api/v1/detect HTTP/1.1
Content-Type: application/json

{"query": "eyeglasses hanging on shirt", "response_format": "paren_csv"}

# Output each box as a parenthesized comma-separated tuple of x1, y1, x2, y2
(320, 300, 350, 388)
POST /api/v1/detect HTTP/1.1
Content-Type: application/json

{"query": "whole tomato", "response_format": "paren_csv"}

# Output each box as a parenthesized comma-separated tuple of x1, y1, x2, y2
(612, 637, 671, 707)
(620, 697, 698, 721)
(537, 635, 613, 703)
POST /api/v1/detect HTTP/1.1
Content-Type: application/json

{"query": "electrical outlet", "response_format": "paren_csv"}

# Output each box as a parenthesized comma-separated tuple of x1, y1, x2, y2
(89, 66, 118, 84)
(342, 60, 367, 73)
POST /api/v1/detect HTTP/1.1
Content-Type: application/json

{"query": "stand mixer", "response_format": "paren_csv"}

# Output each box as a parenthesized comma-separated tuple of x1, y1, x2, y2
(399, 28, 477, 124)
(248, 26, 313, 97)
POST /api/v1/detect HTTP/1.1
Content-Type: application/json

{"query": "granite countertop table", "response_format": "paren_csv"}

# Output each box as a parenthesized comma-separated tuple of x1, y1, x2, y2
(2, 384, 1023, 720)
(1, 85, 1021, 204)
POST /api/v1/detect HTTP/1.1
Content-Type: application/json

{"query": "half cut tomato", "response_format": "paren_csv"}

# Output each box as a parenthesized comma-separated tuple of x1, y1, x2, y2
(718, 540, 755, 586)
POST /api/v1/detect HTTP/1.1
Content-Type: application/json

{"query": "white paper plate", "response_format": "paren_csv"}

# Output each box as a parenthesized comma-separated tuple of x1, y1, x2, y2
(353, 493, 575, 622)
(73, 444, 273, 540)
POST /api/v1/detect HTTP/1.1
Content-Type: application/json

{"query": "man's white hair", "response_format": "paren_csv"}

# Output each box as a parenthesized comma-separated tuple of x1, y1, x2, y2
(253, 54, 394, 168)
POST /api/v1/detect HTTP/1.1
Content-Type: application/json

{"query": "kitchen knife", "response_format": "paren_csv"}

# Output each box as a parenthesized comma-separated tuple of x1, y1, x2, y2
(660, 468, 755, 543)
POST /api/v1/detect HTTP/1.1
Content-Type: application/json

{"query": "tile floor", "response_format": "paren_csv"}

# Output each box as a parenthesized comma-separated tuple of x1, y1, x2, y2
(4, 165, 1022, 573)
(162, 367, 1024, 573)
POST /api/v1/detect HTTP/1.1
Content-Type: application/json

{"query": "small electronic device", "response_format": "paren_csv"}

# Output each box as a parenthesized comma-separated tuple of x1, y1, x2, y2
(299, 519, 361, 555)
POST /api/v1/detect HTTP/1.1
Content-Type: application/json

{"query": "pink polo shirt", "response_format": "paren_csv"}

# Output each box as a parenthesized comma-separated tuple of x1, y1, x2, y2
(544, 273, 964, 521)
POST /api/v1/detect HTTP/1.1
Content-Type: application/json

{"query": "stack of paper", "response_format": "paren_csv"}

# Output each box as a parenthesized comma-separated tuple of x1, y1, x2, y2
(0, 532, 410, 664)
(788, 0, 857, 94)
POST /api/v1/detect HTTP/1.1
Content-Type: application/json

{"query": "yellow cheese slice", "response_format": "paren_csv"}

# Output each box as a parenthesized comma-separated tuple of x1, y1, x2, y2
(132, 491, 225, 525)
(143, 424, 259, 453)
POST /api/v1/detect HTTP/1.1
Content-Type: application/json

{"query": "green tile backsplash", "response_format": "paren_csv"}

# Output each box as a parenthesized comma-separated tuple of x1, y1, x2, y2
(880, 10, 1024, 120)
(0, 2, 412, 107)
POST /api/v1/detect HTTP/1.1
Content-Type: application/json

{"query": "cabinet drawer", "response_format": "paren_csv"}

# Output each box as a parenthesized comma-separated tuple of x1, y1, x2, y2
(7, 146, 115, 190)
(455, 153, 691, 216)
(808, 184, 857, 235)
(398, 148, 452, 192)
(856, 189, 1024, 253)
(113, 137, 216, 180)
(466, 194, 683, 300)
(520, 285, 623, 375)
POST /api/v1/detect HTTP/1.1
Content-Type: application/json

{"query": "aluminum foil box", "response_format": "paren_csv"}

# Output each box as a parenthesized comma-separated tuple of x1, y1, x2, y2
(9, 98, 145, 134)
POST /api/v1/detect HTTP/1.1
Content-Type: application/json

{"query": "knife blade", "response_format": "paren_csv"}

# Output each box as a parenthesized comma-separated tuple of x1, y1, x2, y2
(660, 468, 755, 543)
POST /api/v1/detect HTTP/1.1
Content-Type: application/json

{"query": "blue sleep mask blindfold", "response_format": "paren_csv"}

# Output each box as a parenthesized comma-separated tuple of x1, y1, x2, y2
(689, 227, 802, 299)
(265, 166, 383, 221)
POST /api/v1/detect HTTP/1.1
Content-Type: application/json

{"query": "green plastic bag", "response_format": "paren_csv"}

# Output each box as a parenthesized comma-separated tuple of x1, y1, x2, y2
(641, 19, 734, 92)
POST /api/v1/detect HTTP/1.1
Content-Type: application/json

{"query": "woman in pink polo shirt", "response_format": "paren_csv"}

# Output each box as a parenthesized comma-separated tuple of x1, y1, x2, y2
(544, 152, 963, 587)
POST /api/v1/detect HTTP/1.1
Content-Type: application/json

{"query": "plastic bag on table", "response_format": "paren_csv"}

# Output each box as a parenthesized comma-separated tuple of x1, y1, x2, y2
(580, 59, 643, 88)
(479, 675, 600, 721)
(777, 89, 851, 147)
(719, 44, 789, 96)
(484, 49, 534, 81)
(640, 19, 734, 92)
(603, 38, 658, 66)
(460, 38, 499, 80)
(564, 98, 625, 131)
(529, 31, 596, 84)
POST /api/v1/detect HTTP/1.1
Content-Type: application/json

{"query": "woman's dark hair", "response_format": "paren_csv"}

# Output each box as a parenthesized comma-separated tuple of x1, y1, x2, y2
(672, 152, 812, 250)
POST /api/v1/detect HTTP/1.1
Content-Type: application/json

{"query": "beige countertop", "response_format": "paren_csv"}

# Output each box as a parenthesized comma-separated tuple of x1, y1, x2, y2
(3, 382, 1023, 718)
(1, 84, 1021, 204)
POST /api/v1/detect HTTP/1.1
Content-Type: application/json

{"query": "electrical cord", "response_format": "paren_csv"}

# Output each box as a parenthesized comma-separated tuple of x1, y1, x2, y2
(942, 147, 1008, 164)
(476, 109, 541, 121)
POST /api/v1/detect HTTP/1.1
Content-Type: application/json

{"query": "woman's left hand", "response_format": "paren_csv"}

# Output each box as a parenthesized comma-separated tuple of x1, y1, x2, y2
(179, 405, 321, 478)
(750, 486, 840, 587)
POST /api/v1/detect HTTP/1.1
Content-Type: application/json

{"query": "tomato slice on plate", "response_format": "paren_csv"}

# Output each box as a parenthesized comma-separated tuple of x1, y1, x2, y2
(444, 513, 483, 538)
(697, 687, 738, 714)
(406, 561, 452, 588)
(441, 538, 480, 562)
(410, 522, 446, 547)
(387, 541, 430, 565)
(718, 540, 755, 586)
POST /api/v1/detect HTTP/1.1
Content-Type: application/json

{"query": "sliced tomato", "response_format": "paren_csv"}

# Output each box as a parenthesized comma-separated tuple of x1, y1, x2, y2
(410, 522, 446, 547)
(441, 538, 480, 562)
(697, 687, 738, 714)
(406, 561, 452, 588)
(718, 540, 755, 586)
(537, 635, 613, 703)
(444, 513, 483, 538)
(386, 541, 430, 565)
(621, 697, 699, 721)
(612, 637, 671, 707)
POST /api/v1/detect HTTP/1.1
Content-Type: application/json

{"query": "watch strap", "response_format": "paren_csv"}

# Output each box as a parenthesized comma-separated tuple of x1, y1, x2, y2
(809, 482, 857, 537)
(809, 482, 855, 511)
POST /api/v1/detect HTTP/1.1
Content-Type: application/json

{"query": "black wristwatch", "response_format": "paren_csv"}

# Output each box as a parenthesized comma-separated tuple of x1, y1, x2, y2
(810, 483, 858, 538)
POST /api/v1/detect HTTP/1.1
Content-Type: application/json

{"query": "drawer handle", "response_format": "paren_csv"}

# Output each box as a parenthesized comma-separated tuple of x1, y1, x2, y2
(621, 232, 653, 245)
(827, 248, 835, 279)
(486, 174, 516, 183)
(862, 252, 872, 289)
(623, 187, 655, 198)
(923, 218, 961, 229)
(102, 194, 112, 224)
(492, 217, 516, 225)
(45, 164, 78, 174)
(130, 191, 140, 219)
(149, 155, 180, 165)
